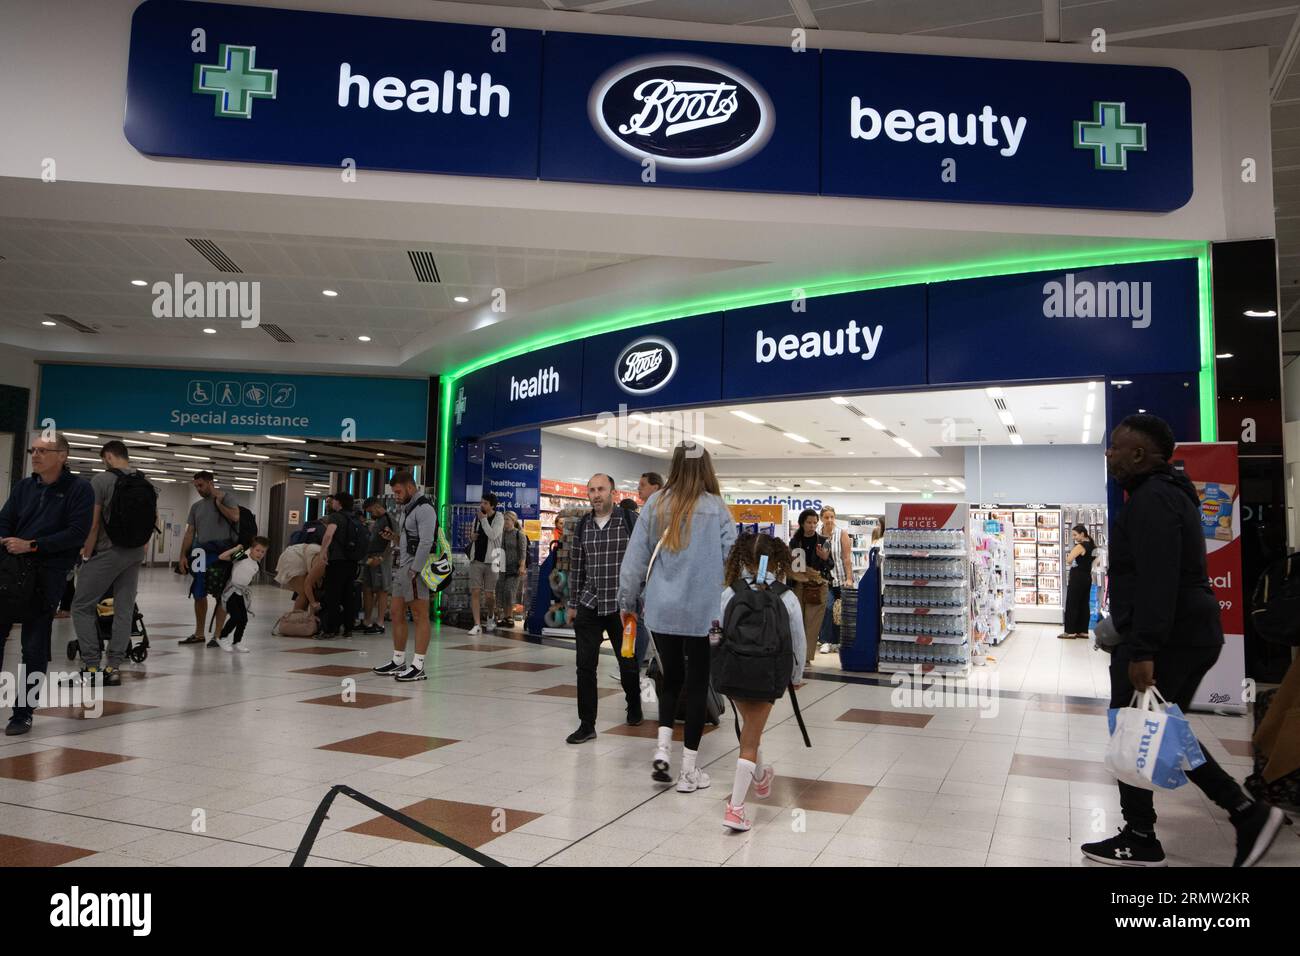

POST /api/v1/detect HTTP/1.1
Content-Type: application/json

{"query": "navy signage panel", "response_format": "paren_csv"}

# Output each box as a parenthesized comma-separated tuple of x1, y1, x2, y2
(483, 432, 541, 521)
(453, 367, 496, 439)
(492, 340, 584, 432)
(579, 313, 724, 417)
(721, 286, 928, 402)
(539, 31, 819, 194)
(927, 258, 1201, 385)
(38, 365, 428, 439)
(124, 0, 542, 179)
(821, 50, 1192, 211)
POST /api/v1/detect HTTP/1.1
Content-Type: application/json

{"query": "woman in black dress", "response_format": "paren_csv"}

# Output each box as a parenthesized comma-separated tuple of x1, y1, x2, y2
(1060, 524, 1095, 639)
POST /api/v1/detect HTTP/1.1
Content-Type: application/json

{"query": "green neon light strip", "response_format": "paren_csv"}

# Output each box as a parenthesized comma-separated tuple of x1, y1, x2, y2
(1196, 248, 1217, 442)
(433, 240, 1216, 514)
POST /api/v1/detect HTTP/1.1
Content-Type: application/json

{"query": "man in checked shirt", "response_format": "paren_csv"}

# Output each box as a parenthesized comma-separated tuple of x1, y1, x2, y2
(565, 473, 642, 745)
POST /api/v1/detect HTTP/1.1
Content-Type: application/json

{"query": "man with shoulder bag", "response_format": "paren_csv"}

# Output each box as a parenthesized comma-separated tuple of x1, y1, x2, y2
(0, 433, 93, 735)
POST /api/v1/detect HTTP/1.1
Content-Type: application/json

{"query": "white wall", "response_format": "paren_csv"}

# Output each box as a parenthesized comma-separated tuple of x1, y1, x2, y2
(964, 445, 1107, 505)
(541, 433, 663, 492)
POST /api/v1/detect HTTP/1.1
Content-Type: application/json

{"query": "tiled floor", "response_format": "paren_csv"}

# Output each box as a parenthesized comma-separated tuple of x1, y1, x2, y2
(0, 569, 1295, 868)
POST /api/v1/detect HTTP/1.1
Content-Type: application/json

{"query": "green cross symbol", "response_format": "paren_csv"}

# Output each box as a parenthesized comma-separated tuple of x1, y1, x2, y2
(193, 44, 277, 119)
(1073, 101, 1147, 171)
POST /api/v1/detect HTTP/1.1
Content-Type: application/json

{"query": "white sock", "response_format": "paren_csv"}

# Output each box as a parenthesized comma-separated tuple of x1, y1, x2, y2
(392, 651, 405, 666)
(656, 726, 672, 751)
(732, 758, 755, 808)
(412, 653, 425, 670)
(682, 748, 698, 775)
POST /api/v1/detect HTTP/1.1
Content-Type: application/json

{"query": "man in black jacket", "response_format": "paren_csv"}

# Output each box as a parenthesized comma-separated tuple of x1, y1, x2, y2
(0, 433, 93, 735)
(1081, 414, 1283, 867)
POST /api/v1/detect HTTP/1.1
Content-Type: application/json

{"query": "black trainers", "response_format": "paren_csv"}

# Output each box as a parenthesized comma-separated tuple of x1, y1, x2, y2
(627, 706, 643, 727)
(102, 667, 121, 687)
(566, 725, 597, 745)
(5, 715, 32, 736)
(1231, 801, 1285, 867)
(206, 637, 219, 648)
(394, 665, 426, 682)
(1081, 827, 1167, 867)
(372, 660, 405, 675)
(362, 624, 385, 635)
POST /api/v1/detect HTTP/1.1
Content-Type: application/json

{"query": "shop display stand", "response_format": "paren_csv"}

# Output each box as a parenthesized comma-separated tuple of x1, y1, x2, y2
(992, 504, 1066, 624)
(1060, 504, 1108, 612)
(844, 515, 882, 578)
(539, 504, 589, 639)
(439, 503, 483, 629)
(968, 511, 1016, 650)
(878, 503, 972, 677)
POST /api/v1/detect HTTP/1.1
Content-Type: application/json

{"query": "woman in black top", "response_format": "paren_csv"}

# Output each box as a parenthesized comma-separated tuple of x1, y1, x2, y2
(1061, 524, 1096, 639)
(789, 509, 832, 667)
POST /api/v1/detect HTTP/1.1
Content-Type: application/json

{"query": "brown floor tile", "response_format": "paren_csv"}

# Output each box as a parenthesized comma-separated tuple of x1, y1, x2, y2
(603, 723, 717, 741)
(1030, 699, 1107, 715)
(282, 646, 358, 655)
(0, 835, 96, 867)
(1010, 753, 1114, 785)
(347, 797, 541, 848)
(531, 684, 618, 700)
(483, 662, 561, 672)
(291, 665, 375, 677)
(836, 708, 932, 728)
(0, 747, 135, 782)
(114, 670, 171, 681)
(447, 644, 516, 652)
(319, 731, 460, 759)
(41, 701, 159, 719)
(1218, 738, 1254, 757)
(758, 776, 872, 814)
(300, 692, 412, 709)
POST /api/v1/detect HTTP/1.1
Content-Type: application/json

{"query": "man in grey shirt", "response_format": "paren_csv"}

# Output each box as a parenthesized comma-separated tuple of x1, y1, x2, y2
(72, 441, 155, 684)
(175, 471, 240, 645)
(372, 470, 437, 683)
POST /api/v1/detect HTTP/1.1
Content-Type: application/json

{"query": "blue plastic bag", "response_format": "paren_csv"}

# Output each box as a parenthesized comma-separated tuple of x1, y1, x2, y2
(1104, 688, 1207, 791)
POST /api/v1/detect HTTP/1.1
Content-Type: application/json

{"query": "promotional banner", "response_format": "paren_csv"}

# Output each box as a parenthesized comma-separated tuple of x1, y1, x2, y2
(721, 286, 928, 401)
(886, 502, 967, 532)
(482, 432, 541, 521)
(124, 0, 543, 179)
(539, 31, 819, 194)
(822, 50, 1192, 211)
(927, 258, 1201, 385)
(38, 364, 428, 440)
(1173, 442, 1247, 713)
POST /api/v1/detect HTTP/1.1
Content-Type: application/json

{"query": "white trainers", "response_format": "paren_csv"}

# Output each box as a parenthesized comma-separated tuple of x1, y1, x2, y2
(652, 745, 672, 783)
(818, 643, 833, 654)
(218, 637, 234, 653)
(752, 764, 775, 800)
(467, 625, 482, 636)
(676, 768, 711, 793)
(234, 644, 250, 654)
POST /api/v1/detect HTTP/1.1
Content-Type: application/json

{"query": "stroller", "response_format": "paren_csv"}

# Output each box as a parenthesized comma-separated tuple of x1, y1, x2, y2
(66, 597, 150, 664)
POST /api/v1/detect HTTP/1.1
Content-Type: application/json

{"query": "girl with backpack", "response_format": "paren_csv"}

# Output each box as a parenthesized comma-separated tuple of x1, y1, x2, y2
(718, 533, 807, 831)
(619, 443, 736, 792)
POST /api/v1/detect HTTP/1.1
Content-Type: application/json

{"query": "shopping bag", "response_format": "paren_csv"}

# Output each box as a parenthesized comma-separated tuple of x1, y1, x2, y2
(1104, 688, 1207, 791)
(420, 528, 455, 593)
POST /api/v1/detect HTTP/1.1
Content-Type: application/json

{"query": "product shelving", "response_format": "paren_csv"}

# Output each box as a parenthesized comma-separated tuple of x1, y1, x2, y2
(968, 511, 1017, 649)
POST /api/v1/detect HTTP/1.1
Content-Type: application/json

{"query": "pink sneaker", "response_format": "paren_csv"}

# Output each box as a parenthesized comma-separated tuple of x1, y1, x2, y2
(752, 764, 774, 800)
(723, 803, 752, 832)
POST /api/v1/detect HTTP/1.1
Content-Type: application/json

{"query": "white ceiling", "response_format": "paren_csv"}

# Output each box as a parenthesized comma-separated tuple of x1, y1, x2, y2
(544, 379, 1104, 492)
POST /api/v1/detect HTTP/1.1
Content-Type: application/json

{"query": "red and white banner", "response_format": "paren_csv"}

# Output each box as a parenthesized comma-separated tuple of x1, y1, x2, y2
(887, 502, 964, 530)
(1173, 442, 1246, 713)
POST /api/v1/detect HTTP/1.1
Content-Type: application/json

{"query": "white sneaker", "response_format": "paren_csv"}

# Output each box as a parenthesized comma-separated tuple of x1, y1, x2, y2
(676, 768, 711, 793)
(652, 745, 672, 783)
(467, 625, 482, 636)
(218, 637, 234, 653)
(818, 643, 833, 654)
(234, 644, 250, 654)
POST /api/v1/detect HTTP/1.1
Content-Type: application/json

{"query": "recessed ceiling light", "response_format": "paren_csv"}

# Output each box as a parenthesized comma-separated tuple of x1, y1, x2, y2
(309, 454, 317, 458)
(190, 438, 235, 446)
(131, 279, 148, 287)
(63, 433, 99, 440)
(887, 486, 901, 493)
(949, 479, 965, 490)
(68, 456, 101, 463)
(636, 444, 666, 454)
(931, 478, 947, 486)
(829, 397, 850, 405)
(568, 427, 603, 438)
(322, 289, 339, 297)
(1216, 352, 1233, 359)
(41, 320, 56, 327)
(783, 432, 810, 444)
(892, 437, 912, 449)
(629, 413, 657, 426)
(730, 410, 765, 424)
(1244, 309, 1276, 317)
(1138, 408, 1147, 413)
(376, 452, 385, 457)
(985, 387, 1004, 399)
(869, 479, 883, 486)
(908, 448, 923, 457)
(264, 434, 306, 444)
(804, 479, 822, 486)
(232, 485, 255, 491)
(235, 451, 271, 459)
(1111, 380, 1132, 386)
(747, 480, 765, 486)
(232, 466, 259, 472)
(149, 432, 170, 437)
(173, 453, 210, 461)
(135, 467, 169, 474)
(295, 467, 303, 472)
(453, 295, 469, 304)
(131, 456, 158, 463)
(358, 335, 371, 342)
(830, 486, 846, 492)
(690, 434, 721, 445)
(202, 328, 216, 334)
(861, 417, 886, 430)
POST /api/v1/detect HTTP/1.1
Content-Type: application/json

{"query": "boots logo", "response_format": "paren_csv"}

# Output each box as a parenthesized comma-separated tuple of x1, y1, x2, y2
(616, 337, 677, 395)
(589, 56, 774, 171)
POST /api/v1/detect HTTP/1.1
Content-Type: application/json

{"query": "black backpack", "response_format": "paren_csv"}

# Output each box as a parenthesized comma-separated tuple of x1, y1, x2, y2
(713, 576, 795, 701)
(290, 519, 327, 546)
(1251, 553, 1300, 647)
(104, 469, 158, 549)
(341, 513, 369, 563)
(230, 506, 258, 548)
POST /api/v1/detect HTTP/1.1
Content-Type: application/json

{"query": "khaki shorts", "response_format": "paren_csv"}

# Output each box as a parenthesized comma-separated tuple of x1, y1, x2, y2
(391, 566, 429, 603)
(468, 561, 498, 592)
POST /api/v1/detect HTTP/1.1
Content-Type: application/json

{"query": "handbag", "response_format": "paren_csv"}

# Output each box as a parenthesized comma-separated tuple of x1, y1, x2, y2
(273, 609, 319, 637)
(0, 553, 40, 623)
(1093, 614, 1123, 653)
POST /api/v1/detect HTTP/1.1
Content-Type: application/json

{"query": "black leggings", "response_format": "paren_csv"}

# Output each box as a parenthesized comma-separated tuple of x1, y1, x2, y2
(220, 593, 248, 644)
(655, 632, 710, 751)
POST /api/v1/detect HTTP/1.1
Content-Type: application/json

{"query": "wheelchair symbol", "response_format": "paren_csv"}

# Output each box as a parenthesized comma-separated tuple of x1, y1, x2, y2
(188, 381, 213, 406)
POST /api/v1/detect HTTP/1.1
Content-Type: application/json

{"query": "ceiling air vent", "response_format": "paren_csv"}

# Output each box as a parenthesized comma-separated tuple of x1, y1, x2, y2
(185, 238, 242, 273)
(44, 313, 98, 334)
(993, 398, 1009, 411)
(407, 250, 441, 283)
(261, 323, 294, 343)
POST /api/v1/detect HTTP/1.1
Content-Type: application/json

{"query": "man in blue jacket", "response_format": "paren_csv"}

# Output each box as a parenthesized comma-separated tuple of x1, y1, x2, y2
(0, 433, 93, 735)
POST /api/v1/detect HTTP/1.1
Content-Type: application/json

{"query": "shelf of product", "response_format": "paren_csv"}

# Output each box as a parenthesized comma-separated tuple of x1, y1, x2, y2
(844, 516, 881, 576)
(968, 511, 1016, 647)
(878, 505, 972, 677)
(1060, 504, 1108, 612)
(539, 504, 590, 637)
